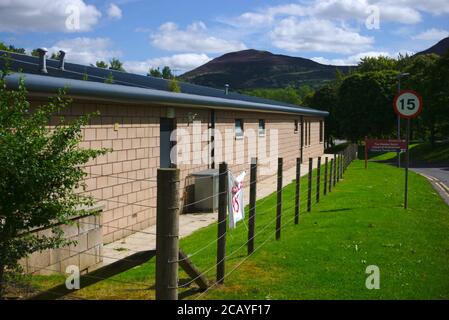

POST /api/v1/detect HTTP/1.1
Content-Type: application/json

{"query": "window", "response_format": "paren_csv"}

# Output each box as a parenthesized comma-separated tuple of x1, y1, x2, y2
(319, 120, 324, 143)
(294, 120, 299, 133)
(258, 119, 265, 136)
(235, 119, 244, 138)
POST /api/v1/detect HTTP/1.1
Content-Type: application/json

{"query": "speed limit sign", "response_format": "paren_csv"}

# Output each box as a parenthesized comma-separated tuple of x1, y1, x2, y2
(393, 90, 423, 119)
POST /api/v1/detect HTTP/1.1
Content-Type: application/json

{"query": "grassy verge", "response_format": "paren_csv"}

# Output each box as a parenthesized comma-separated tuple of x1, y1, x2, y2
(26, 160, 449, 299)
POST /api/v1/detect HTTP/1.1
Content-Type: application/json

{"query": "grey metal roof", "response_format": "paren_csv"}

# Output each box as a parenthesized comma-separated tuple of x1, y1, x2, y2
(0, 50, 328, 117)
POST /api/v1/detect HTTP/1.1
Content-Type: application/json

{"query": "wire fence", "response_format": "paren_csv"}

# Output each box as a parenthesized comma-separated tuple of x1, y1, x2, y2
(9, 145, 357, 300)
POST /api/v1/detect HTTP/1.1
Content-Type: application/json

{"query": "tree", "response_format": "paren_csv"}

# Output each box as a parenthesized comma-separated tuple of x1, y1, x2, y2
(309, 84, 339, 147)
(108, 58, 125, 72)
(243, 86, 303, 105)
(95, 61, 108, 69)
(162, 66, 174, 79)
(0, 73, 106, 298)
(30, 49, 40, 57)
(357, 55, 398, 73)
(148, 67, 162, 78)
(337, 71, 398, 142)
(148, 66, 175, 79)
(0, 42, 26, 54)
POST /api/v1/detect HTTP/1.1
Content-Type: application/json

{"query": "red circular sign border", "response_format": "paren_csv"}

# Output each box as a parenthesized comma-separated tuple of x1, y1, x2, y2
(393, 90, 423, 119)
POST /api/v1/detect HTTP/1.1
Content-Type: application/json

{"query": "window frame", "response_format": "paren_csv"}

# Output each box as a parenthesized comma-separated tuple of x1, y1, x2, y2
(258, 119, 266, 136)
(235, 118, 244, 138)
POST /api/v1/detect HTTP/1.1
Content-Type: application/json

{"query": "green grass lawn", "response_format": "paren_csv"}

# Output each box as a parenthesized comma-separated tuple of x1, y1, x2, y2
(368, 141, 449, 163)
(27, 160, 449, 300)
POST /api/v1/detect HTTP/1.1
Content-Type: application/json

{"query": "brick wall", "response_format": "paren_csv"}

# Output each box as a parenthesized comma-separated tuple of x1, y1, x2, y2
(30, 97, 324, 244)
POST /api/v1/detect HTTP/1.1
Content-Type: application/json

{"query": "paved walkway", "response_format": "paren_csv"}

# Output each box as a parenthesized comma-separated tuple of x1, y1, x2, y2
(101, 154, 336, 266)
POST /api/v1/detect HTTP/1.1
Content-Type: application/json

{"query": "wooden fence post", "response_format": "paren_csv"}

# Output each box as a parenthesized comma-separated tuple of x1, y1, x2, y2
(248, 158, 257, 255)
(156, 168, 180, 300)
(307, 158, 312, 212)
(324, 157, 328, 196)
(276, 158, 283, 240)
(336, 154, 340, 183)
(333, 153, 337, 186)
(217, 162, 227, 284)
(295, 158, 301, 224)
(340, 152, 344, 179)
(316, 157, 321, 203)
(329, 158, 333, 193)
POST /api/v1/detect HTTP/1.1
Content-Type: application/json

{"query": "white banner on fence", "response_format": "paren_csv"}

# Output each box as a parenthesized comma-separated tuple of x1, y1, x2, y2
(227, 170, 246, 229)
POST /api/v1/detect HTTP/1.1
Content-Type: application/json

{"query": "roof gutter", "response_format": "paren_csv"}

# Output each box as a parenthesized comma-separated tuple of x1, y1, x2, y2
(4, 73, 329, 117)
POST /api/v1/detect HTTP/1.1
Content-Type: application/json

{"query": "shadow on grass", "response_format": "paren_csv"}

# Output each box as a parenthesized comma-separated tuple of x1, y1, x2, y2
(317, 208, 353, 213)
(28, 250, 156, 300)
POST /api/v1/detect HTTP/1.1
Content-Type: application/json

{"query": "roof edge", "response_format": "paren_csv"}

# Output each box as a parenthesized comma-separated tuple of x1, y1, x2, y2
(4, 72, 329, 117)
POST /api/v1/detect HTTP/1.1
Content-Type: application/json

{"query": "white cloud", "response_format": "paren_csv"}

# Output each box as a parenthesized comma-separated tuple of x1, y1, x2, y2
(124, 53, 212, 74)
(270, 18, 373, 54)
(48, 37, 121, 65)
(312, 51, 391, 65)
(0, 0, 101, 32)
(150, 21, 247, 53)
(311, 49, 414, 65)
(107, 3, 122, 20)
(412, 28, 449, 41)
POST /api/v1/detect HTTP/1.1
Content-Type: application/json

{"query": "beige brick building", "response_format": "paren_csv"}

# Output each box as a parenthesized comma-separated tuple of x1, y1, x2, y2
(3, 50, 328, 247)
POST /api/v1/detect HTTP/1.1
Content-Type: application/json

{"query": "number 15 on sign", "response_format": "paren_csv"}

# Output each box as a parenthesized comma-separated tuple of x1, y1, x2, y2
(393, 90, 423, 209)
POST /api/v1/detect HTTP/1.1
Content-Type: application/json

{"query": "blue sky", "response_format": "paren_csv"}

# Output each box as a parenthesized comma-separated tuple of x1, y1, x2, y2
(1, 0, 448, 74)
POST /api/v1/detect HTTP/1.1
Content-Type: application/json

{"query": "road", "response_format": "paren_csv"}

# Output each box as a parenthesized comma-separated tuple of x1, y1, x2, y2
(410, 164, 449, 206)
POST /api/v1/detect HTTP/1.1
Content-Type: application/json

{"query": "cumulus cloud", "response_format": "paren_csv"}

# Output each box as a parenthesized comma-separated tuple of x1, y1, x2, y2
(48, 37, 121, 65)
(311, 49, 414, 65)
(227, 0, 449, 30)
(124, 53, 212, 74)
(412, 28, 449, 41)
(107, 3, 122, 20)
(270, 18, 373, 54)
(0, 0, 101, 32)
(150, 21, 247, 53)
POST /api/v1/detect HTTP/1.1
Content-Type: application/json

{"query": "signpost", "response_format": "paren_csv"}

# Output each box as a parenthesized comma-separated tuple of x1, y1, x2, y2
(364, 138, 407, 169)
(393, 90, 423, 209)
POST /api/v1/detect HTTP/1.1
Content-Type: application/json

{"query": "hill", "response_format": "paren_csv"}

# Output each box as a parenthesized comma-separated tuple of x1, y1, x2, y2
(180, 49, 351, 90)
(416, 37, 449, 56)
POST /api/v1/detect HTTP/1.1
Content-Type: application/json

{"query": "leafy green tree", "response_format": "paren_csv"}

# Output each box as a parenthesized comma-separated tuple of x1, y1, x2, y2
(148, 67, 162, 78)
(403, 53, 447, 145)
(337, 71, 398, 142)
(168, 78, 181, 92)
(95, 61, 108, 69)
(108, 58, 125, 72)
(309, 84, 339, 147)
(357, 56, 398, 73)
(162, 66, 174, 79)
(0, 42, 26, 54)
(0, 74, 106, 298)
(243, 86, 303, 105)
(30, 49, 40, 57)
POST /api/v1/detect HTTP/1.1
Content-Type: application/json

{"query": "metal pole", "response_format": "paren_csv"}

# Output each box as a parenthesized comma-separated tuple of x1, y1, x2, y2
(333, 153, 337, 186)
(156, 168, 180, 300)
(404, 119, 410, 209)
(217, 162, 227, 283)
(248, 158, 257, 255)
(276, 158, 283, 240)
(329, 158, 333, 193)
